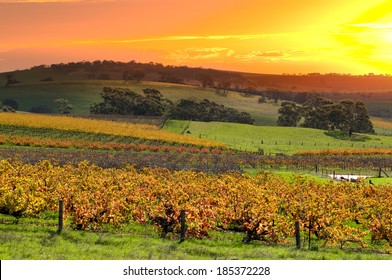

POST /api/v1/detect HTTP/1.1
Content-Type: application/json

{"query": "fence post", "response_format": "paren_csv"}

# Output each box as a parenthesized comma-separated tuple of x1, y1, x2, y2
(308, 220, 312, 250)
(58, 200, 64, 233)
(180, 210, 186, 243)
(295, 221, 301, 249)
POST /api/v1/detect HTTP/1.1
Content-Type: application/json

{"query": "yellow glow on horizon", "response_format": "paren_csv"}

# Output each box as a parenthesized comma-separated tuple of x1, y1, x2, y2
(331, 1, 392, 73)
(1, 0, 392, 74)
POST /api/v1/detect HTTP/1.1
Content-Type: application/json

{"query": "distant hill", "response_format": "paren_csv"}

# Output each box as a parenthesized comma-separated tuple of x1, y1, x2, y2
(1, 60, 392, 122)
(2, 60, 392, 94)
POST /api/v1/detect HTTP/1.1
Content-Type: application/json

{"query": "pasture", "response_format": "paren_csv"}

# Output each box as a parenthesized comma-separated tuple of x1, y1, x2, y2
(0, 80, 278, 125)
(163, 120, 392, 154)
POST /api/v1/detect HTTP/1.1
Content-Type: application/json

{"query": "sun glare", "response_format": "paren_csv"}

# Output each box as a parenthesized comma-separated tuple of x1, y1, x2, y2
(330, 1, 392, 74)
(2, 0, 392, 74)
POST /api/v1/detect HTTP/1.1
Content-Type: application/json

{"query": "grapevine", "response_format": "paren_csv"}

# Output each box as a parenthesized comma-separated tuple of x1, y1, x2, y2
(0, 159, 391, 251)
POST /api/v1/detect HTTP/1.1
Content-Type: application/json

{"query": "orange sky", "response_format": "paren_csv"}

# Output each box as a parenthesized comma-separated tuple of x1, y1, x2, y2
(1, 0, 392, 74)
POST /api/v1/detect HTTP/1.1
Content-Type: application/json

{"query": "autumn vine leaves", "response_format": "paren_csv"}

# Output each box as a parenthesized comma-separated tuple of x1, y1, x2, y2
(1, 159, 391, 251)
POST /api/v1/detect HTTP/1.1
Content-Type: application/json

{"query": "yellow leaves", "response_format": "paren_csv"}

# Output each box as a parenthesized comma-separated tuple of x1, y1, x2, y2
(1, 158, 392, 249)
(0, 159, 15, 173)
(0, 112, 225, 148)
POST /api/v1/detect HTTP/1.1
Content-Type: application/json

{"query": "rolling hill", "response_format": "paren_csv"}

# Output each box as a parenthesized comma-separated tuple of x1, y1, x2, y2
(163, 120, 392, 154)
(1, 60, 392, 131)
(0, 79, 279, 125)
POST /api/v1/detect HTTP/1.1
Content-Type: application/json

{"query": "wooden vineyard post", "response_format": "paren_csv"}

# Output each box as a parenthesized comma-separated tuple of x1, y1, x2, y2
(377, 167, 390, 178)
(58, 200, 64, 233)
(180, 210, 186, 243)
(308, 219, 312, 250)
(295, 221, 301, 249)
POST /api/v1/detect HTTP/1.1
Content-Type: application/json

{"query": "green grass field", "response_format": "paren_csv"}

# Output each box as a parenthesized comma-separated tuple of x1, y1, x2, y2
(1, 214, 391, 260)
(372, 117, 392, 136)
(163, 120, 392, 154)
(245, 169, 392, 185)
(0, 79, 278, 125)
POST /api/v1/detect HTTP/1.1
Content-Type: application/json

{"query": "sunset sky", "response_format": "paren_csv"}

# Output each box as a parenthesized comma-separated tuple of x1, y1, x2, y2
(1, 0, 392, 74)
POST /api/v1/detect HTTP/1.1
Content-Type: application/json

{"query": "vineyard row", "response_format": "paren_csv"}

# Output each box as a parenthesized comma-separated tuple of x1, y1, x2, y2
(0, 159, 391, 251)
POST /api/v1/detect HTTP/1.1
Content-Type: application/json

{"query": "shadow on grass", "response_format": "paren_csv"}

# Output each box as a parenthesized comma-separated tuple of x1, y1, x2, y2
(324, 131, 372, 142)
(40, 230, 61, 247)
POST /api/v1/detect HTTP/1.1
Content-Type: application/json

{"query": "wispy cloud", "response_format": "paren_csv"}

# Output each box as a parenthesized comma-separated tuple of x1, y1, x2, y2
(235, 50, 308, 63)
(347, 22, 392, 30)
(65, 33, 293, 46)
(256, 51, 288, 58)
(163, 46, 320, 65)
(164, 48, 234, 62)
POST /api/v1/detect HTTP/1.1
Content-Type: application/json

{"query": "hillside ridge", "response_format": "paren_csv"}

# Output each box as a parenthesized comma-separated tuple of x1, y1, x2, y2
(3, 60, 392, 93)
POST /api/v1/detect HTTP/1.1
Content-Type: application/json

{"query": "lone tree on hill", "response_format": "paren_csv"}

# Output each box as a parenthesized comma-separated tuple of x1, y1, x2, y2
(123, 68, 145, 83)
(132, 68, 145, 82)
(196, 74, 214, 88)
(54, 98, 73, 114)
(216, 80, 231, 94)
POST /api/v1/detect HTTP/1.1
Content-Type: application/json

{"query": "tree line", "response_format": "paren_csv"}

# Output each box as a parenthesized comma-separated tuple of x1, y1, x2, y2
(277, 97, 375, 134)
(30, 60, 244, 87)
(90, 87, 254, 124)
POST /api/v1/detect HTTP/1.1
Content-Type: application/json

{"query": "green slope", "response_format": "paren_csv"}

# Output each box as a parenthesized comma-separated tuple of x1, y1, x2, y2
(0, 80, 278, 125)
(163, 120, 392, 154)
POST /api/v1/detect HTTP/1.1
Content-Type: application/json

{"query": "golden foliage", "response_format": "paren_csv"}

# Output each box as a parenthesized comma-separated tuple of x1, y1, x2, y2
(0, 112, 226, 148)
(1, 159, 392, 249)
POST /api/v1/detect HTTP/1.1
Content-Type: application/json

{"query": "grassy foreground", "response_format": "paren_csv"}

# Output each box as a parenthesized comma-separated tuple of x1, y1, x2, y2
(1, 214, 391, 260)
